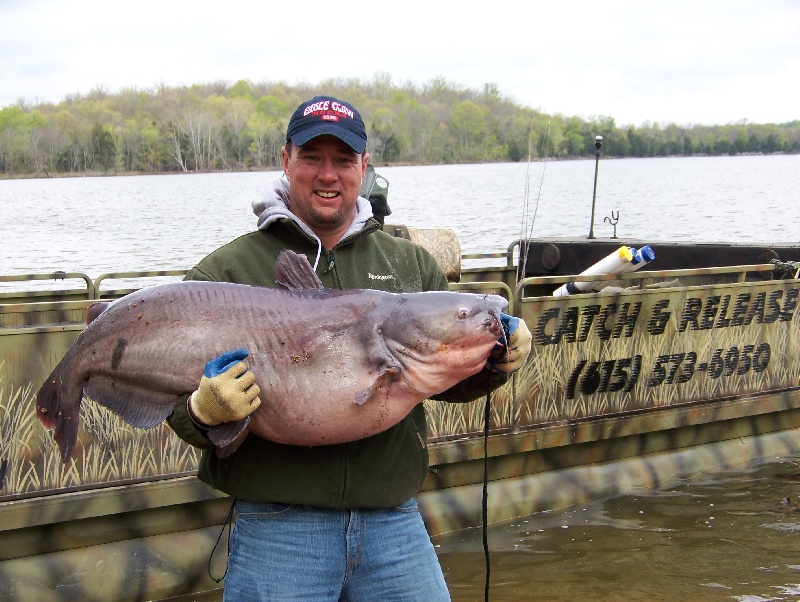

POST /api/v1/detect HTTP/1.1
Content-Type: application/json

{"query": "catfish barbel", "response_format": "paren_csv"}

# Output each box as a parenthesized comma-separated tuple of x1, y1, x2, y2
(37, 250, 507, 462)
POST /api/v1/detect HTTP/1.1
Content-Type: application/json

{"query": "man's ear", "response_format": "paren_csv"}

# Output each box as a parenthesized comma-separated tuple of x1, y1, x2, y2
(281, 145, 290, 175)
(361, 152, 370, 179)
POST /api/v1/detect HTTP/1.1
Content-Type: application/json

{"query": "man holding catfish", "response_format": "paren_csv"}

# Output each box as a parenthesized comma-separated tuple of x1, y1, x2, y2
(167, 95, 532, 600)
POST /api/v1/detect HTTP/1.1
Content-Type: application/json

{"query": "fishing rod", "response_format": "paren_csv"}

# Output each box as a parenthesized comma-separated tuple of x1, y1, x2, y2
(519, 120, 551, 278)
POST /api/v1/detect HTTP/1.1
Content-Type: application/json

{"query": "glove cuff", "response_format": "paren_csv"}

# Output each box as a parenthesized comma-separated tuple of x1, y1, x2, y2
(188, 390, 218, 428)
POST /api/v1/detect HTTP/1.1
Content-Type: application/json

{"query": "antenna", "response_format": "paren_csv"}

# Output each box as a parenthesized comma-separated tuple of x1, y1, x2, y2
(588, 135, 603, 239)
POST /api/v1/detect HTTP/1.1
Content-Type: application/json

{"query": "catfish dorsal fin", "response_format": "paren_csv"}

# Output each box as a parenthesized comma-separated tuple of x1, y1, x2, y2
(86, 301, 111, 324)
(275, 250, 324, 291)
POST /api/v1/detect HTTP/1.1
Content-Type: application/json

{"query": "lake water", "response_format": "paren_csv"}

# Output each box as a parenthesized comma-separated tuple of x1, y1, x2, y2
(1, 155, 799, 279)
(435, 457, 800, 602)
(2, 155, 799, 600)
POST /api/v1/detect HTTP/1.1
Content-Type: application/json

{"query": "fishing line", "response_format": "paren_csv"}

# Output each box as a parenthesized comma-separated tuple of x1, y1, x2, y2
(208, 498, 236, 584)
(482, 380, 492, 602)
(519, 120, 551, 280)
(518, 132, 533, 255)
(480, 316, 516, 598)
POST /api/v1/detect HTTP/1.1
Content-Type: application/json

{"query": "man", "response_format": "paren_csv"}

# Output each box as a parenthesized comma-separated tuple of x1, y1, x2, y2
(168, 95, 532, 601)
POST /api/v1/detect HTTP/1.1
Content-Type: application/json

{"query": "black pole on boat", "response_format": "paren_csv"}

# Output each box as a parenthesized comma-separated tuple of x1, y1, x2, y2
(588, 135, 603, 239)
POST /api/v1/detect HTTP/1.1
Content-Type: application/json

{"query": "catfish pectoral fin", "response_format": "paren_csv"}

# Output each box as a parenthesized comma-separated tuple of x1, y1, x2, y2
(353, 364, 401, 406)
(209, 417, 250, 457)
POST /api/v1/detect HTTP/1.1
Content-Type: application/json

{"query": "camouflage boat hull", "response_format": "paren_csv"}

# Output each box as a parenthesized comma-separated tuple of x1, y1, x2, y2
(2, 234, 800, 601)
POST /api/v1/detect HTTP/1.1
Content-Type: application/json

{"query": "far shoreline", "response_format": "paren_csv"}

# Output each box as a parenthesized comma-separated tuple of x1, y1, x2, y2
(1, 151, 797, 182)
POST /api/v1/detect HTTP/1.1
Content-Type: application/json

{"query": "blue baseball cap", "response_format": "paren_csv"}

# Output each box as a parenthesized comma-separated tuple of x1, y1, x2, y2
(286, 96, 367, 154)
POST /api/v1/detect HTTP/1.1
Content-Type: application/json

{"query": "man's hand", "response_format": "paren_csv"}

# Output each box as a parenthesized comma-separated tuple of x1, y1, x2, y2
(189, 349, 262, 427)
(490, 314, 532, 374)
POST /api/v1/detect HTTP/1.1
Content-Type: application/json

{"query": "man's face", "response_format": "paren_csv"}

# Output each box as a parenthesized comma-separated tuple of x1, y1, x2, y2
(281, 135, 369, 244)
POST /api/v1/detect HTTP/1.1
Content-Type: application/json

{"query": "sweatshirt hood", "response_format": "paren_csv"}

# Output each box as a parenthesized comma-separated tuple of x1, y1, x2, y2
(251, 177, 374, 270)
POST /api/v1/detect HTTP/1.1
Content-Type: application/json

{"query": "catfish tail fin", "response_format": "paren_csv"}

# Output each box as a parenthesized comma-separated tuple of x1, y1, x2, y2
(36, 372, 81, 463)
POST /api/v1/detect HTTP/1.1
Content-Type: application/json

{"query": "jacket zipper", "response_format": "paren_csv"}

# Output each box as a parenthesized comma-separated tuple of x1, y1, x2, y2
(321, 249, 335, 275)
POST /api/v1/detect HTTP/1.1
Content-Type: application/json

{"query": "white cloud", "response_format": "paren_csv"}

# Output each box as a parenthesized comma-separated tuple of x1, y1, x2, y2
(1, 0, 798, 125)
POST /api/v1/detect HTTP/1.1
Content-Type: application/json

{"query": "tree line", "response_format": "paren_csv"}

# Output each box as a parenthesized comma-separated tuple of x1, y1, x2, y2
(1, 74, 798, 177)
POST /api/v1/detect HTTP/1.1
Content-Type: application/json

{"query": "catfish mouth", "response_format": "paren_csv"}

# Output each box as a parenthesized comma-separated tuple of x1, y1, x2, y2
(485, 307, 503, 338)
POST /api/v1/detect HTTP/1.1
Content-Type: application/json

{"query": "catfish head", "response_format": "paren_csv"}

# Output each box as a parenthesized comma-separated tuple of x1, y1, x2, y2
(380, 291, 508, 397)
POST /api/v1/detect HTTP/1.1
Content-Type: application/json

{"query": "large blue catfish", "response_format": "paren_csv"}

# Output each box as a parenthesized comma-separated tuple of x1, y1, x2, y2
(37, 250, 507, 462)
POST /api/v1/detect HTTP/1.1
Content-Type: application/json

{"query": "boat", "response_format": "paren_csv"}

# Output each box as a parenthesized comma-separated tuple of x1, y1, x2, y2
(1, 166, 800, 601)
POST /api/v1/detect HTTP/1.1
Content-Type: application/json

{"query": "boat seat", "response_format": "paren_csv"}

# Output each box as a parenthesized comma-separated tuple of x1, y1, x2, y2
(406, 227, 462, 283)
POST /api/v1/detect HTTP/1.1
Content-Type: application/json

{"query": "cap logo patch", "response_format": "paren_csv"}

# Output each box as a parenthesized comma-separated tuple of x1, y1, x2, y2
(303, 100, 356, 121)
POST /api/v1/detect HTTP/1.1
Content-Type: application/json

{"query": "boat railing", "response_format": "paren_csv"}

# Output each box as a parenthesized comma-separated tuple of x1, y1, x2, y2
(459, 239, 520, 269)
(461, 250, 516, 267)
(93, 269, 189, 299)
(0, 270, 190, 303)
(0, 271, 94, 303)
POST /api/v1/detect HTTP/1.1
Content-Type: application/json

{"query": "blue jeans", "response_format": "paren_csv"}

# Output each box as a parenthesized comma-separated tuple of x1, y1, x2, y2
(223, 498, 450, 601)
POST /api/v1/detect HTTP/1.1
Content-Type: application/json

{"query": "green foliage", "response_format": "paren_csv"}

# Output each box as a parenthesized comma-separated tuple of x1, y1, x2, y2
(0, 79, 798, 177)
(91, 123, 116, 171)
(229, 79, 254, 100)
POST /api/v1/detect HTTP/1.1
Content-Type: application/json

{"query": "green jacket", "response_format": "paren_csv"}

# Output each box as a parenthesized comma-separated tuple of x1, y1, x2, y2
(167, 216, 502, 509)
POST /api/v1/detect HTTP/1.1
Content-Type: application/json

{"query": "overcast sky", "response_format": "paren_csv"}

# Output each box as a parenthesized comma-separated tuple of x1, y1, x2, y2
(2, 0, 798, 126)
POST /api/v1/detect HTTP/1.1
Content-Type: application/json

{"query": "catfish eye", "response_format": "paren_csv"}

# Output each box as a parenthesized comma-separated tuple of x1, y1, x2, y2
(457, 307, 470, 319)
